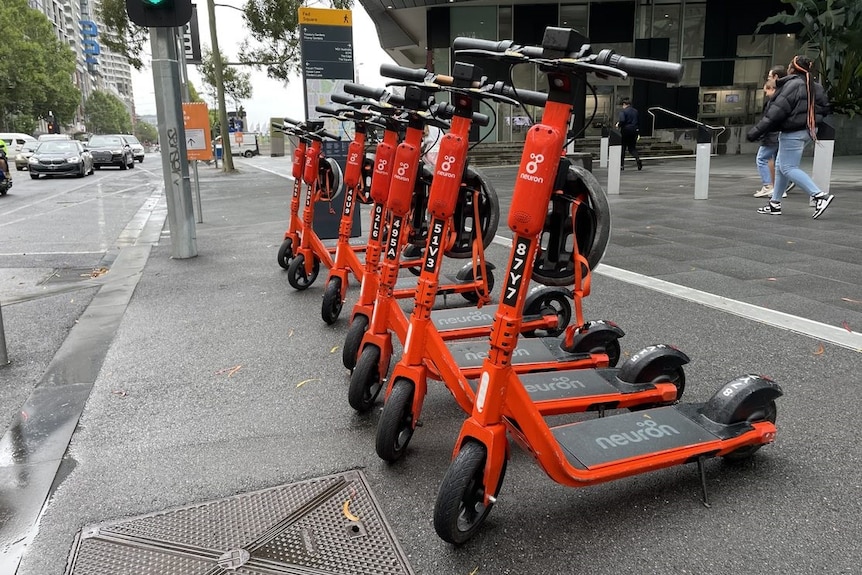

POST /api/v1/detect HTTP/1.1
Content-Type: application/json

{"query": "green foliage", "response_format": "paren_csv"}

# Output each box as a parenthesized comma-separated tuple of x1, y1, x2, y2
(0, 0, 81, 131)
(98, 0, 149, 70)
(134, 120, 159, 144)
(187, 81, 204, 103)
(85, 91, 133, 134)
(239, 0, 353, 81)
(200, 48, 253, 109)
(757, 0, 862, 115)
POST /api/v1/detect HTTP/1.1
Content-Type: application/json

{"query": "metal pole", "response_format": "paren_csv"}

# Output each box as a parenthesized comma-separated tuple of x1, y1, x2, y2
(0, 301, 9, 366)
(694, 126, 711, 200)
(151, 26, 198, 258)
(206, 0, 234, 172)
(606, 128, 622, 195)
(177, 28, 204, 223)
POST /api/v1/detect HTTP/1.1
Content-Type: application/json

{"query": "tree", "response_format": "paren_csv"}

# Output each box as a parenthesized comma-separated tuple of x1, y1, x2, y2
(134, 120, 159, 144)
(240, 0, 353, 81)
(0, 0, 81, 132)
(85, 91, 133, 134)
(200, 48, 253, 110)
(757, 0, 862, 115)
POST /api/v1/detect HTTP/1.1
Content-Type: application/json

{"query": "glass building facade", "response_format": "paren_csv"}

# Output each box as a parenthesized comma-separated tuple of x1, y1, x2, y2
(402, 0, 801, 143)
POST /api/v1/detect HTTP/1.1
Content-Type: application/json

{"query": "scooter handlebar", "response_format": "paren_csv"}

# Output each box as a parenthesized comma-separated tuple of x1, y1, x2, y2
(594, 49, 684, 84)
(452, 37, 544, 58)
(343, 83, 386, 101)
(315, 105, 342, 116)
(380, 63, 427, 82)
(489, 82, 548, 107)
(331, 93, 357, 105)
(283, 116, 304, 127)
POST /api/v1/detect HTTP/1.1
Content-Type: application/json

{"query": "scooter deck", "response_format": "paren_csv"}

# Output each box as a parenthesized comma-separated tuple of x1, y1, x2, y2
(551, 405, 719, 469)
(431, 306, 497, 332)
(322, 237, 367, 252)
(448, 338, 577, 369)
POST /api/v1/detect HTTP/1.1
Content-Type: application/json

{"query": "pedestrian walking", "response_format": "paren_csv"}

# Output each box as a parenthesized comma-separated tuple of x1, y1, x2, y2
(746, 55, 833, 218)
(753, 79, 779, 198)
(616, 98, 642, 170)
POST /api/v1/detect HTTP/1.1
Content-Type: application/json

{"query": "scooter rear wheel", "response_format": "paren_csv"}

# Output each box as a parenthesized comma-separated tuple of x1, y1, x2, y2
(342, 315, 369, 371)
(434, 440, 503, 545)
(321, 277, 343, 324)
(348, 346, 382, 412)
(287, 254, 320, 290)
(277, 238, 294, 269)
(723, 401, 777, 462)
(460, 268, 495, 304)
(522, 288, 573, 337)
(375, 378, 415, 462)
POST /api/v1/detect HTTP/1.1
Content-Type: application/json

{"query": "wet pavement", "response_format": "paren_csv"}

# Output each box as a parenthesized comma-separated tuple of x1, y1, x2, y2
(1, 152, 860, 574)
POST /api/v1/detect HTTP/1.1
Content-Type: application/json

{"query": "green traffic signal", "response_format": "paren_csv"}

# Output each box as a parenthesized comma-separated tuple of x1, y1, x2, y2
(142, 0, 171, 5)
(126, 0, 191, 27)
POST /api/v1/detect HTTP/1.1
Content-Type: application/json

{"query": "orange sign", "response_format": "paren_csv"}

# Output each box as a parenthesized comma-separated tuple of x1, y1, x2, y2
(299, 7, 351, 26)
(182, 102, 213, 161)
(234, 131, 244, 145)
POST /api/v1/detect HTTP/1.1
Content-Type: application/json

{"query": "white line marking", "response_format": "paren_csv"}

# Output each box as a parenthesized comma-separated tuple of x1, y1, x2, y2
(492, 235, 862, 351)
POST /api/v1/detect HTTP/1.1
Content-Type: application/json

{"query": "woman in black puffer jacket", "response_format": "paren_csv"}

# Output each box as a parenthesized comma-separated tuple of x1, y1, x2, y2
(746, 55, 833, 218)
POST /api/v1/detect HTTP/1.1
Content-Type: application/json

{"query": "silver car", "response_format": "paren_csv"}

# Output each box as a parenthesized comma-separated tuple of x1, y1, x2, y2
(120, 135, 146, 163)
(28, 140, 94, 179)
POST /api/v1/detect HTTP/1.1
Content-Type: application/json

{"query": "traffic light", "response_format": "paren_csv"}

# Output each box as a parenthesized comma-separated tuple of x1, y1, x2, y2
(126, 0, 192, 27)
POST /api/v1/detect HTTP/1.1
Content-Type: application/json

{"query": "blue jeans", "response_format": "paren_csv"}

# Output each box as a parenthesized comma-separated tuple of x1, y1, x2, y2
(771, 130, 822, 202)
(756, 144, 777, 185)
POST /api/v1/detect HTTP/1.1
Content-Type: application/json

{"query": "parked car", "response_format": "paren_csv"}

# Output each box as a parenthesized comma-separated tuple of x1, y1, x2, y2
(86, 135, 134, 170)
(0, 132, 38, 153)
(120, 135, 146, 163)
(28, 140, 94, 179)
(15, 142, 39, 170)
(37, 134, 72, 142)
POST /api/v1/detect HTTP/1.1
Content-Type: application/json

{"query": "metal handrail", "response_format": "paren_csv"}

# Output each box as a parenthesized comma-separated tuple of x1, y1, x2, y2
(647, 106, 727, 138)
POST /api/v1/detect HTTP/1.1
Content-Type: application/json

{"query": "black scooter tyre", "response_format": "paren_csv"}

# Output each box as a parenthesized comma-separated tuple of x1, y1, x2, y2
(434, 440, 503, 545)
(375, 378, 415, 462)
(321, 277, 343, 324)
(342, 314, 368, 370)
(277, 238, 293, 269)
(287, 254, 320, 290)
(348, 346, 382, 413)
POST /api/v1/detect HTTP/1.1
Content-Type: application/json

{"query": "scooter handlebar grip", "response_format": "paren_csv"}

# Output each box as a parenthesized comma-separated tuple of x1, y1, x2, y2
(490, 82, 548, 107)
(344, 83, 387, 100)
(284, 116, 304, 126)
(320, 129, 340, 141)
(453, 37, 514, 53)
(471, 112, 490, 127)
(380, 63, 427, 82)
(331, 93, 355, 105)
(595, 50, 684, 84)
(315, 105, 341, 116)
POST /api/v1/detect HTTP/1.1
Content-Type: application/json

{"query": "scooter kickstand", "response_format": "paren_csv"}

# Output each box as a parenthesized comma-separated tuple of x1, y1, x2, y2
(697, 456, 711, 508)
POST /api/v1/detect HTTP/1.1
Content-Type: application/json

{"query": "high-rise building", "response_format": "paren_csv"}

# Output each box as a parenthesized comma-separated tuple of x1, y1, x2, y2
(28, 0, 135, 132)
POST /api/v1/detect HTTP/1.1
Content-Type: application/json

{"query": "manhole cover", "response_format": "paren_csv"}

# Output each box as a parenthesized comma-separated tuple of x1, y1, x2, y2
(65, 470, 414, 574)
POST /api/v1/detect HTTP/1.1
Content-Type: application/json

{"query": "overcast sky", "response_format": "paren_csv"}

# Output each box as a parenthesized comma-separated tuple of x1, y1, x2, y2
(131, 1, 395, 131)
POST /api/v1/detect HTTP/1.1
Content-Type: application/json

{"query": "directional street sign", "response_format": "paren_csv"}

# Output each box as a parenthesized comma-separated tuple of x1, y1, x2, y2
(299, 7, 354, 119)
(182, 102, 213, 161)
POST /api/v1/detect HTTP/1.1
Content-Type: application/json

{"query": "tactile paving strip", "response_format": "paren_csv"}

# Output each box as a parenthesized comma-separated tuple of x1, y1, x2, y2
(65, 470, 414, 575)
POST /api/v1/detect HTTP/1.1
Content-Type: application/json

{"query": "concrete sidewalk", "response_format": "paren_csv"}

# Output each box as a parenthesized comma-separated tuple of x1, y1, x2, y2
(4, 152, 862, 575)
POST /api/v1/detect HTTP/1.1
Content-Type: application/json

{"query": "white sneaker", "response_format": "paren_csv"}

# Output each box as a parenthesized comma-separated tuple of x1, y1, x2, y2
(812, 194, 834, 219)
(753, 185, 774, 198)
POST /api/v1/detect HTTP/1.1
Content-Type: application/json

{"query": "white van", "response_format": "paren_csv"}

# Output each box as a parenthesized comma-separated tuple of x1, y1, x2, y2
(0, 133, 38, 153)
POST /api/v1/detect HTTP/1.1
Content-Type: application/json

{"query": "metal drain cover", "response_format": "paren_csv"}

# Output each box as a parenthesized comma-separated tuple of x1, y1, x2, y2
(65, 470, 414, 575)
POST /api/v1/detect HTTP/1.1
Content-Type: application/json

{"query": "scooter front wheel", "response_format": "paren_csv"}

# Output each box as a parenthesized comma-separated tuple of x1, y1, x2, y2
(287, 254, 320, 290)
(277, 238, 294, 269)
(460, 267, 495, 304)
(348, 346, 382, 412)
(342, 314, 369, 371)
(375, 378, 415, 462)
(434, 440, 501, 545)
(321, 277, 343, 324)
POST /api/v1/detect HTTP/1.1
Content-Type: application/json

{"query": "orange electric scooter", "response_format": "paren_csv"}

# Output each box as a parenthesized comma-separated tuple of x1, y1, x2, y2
(431, 29, 782, 545)
(371, 62, 692, 462)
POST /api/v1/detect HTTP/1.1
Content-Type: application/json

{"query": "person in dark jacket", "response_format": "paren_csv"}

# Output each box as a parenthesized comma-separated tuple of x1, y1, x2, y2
(616, 98, 642, 170)
(746, 55, 833, 218)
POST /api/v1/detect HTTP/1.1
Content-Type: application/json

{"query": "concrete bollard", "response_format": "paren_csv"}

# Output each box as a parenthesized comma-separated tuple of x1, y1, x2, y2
(694, 125, 711, 200)
(599, 125, 609, 168)
(606, 128, 622, 196)
(812, 121, 835, 194)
